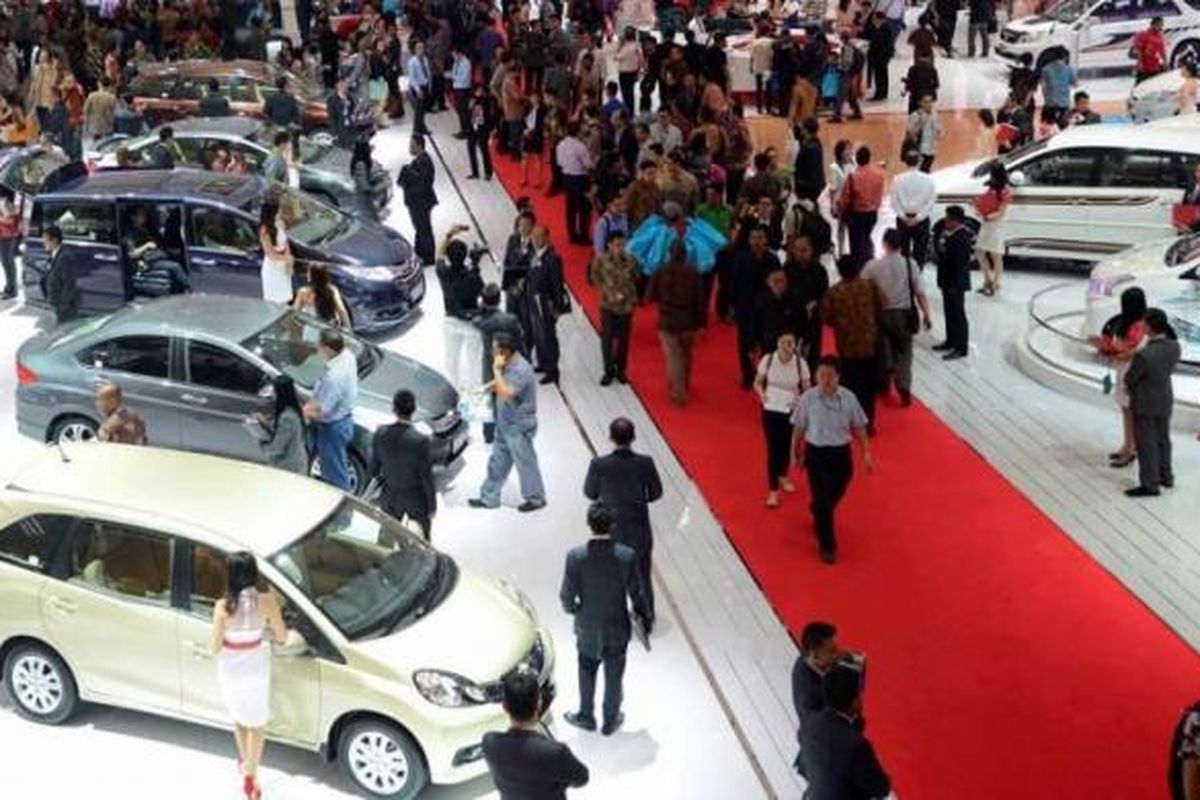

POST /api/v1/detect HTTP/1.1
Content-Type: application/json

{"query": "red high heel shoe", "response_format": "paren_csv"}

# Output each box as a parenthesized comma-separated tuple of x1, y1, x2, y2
(243, 775, 261, 800)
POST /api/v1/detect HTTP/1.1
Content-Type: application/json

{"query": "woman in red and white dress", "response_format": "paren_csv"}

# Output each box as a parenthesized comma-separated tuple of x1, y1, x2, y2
(210, 552, 289, 800)
(972, 162, 1014, 297)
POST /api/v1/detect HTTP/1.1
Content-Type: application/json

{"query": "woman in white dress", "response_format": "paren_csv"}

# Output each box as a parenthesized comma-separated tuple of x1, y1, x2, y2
(209, 552, 288, 800)
(972, 162, 1013, 296)
(259, 199, 294, 304)
(827, 139, 855, 257)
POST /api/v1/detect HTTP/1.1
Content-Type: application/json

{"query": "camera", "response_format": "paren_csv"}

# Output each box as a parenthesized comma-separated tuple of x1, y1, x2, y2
(833, 651, 867, 693)
(468, 244, 489, 270)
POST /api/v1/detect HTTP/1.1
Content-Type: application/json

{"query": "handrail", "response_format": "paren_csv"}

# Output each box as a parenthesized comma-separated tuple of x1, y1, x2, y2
(1026, 281, 1092, 346)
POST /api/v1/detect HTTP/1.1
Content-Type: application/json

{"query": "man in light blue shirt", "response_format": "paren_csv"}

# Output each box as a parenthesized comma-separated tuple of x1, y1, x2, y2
(790, 356, 873, 564)
(407, 39, 432, 136)
(1040, 51, 1076, 123)
(469, 334, 547, 511)
(450, 46, 473, 139)
(304, 329, 359, 491)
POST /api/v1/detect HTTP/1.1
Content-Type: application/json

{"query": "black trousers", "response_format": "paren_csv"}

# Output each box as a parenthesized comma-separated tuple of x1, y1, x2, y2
(466, 128, 493, 178)
(564, 175, 591, 243)
(431, 73, 447, 110)
(763, 409, 793, 490)
(735, 305, 758, 386)
(897, 218, 931, 265)
(600, 309, 632, 378)
(578, 643, 627, 724)
(0, 236, 17, 295)
(714, 249, 734, 320)
(383, 502, 432, 542)
(531, 295, 560, 377)
(409, 204, 435, 265)
(755, 73, 767, 112)
(411, 89, 429, 134)
(839, 356, 878, 425)
(618, 70, 638, 113)
(846, 211, 877, 267)
(942, 287, 968, 353)
(453, 88, 470, 134)
(1134, 413, 1173, 490)
(804, 444, 853, 555)
(868, 56, 889, 99)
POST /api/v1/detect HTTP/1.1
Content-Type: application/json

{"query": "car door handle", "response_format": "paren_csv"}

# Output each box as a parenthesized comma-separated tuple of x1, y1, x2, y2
(180, 393, 208, 405)
(94, 253, 119, 262)
(191, 257, 217, 266)
(46, 596, 77, 614)
(184, 641, 212, 660)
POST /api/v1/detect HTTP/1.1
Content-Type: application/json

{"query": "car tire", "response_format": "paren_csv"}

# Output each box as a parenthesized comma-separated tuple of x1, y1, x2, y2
(1172, 39, 1200, 69)
(337, 719, 428, 800)
(4, 642, 79, 725)
(49, 415, 99, 445)
(310, 449, 369, 496)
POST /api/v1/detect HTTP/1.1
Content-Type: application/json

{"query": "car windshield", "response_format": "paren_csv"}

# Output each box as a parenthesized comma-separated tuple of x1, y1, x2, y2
(1167, 233, 1200, 266)
(242, 308, 379, 386)
(244, 187, 352, 246)
(1042, 0, 1091, 22)
(271, 498, 453, 640)
(288, 71, 326, 103)
(0, 148, 70, 194)
(971, 139, 1050, 177)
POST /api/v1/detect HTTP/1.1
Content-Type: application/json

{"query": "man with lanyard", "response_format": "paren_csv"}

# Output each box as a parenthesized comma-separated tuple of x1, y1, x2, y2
(303, 329, 359, 492)
(406, 38, 432, 136)
(791, 356, 874, 564)
(889, 149, 937, 266)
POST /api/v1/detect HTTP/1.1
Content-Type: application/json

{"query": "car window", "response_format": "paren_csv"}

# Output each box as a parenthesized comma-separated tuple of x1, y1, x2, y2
(77, 335, 170, 377)
(68, 520, 172, 604)
(226, 140, 266, 170)
(40, 202, 117, 244)
(1098, 149, 1187, 188)
(0, 150, 70, 195)
(1017, 148, 1100, 187)
(1138, 0, 1182, 17)
(192, 206, 259, 249)
(1091, 0, 1138, 19)
(187, 340, 267, 394)
(0, 514, 73, 574)
(226, 77, 260, 104)
(129, 74, 172, 97)
(173, 77, 204, 101)
(188, 543, 274, 615)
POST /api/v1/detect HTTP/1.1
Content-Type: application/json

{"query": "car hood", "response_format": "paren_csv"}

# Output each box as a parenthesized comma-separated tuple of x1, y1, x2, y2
(1090, 236, 1179, 281)
(1133, 69, 1183, 100)
(354, 351, 459, 425)
(1007, 16, 1058, 35)
(309, 147, 388, 183)
(326, 221, 412, 267)
(354, 569, 536, 684)
(932, 158, 988, 201)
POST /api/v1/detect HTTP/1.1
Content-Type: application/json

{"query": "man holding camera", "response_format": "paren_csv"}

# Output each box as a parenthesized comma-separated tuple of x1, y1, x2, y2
(482, 670, 590, 799)
(435, 224, 485, 387)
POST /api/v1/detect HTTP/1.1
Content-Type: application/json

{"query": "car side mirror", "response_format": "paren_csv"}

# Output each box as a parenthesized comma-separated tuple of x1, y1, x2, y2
(1009, 171, 1027, 187)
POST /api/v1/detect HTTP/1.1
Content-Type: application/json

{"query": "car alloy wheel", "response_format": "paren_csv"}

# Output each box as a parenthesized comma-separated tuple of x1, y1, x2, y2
(346, 729, 410, 795)
(11, 654, 64, 716)
(1172, 39, 1200, 69)
(56, 421, 97, 443)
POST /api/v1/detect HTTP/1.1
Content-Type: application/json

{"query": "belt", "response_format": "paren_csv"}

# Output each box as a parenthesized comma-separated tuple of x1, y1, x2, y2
(223, 638, 263, 651)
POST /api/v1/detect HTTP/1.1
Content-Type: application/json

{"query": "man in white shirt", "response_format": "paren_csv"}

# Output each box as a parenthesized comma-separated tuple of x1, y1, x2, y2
(556, 121, 593, 244)
(407, 39, 433, 136)
(862, 229, 933, 408)
(889, 150, 937, 266)
(648, 108, 683, 155)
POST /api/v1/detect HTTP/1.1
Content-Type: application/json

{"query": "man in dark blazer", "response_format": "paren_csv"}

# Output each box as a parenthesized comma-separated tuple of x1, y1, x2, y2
(526, 224, 566, 385)
(583, 418, 663, 618)
(326, 79, 352, 147)
(501, 210, 536, 350)
(370, 389, 437, 539)
(197, 78, 231, 117)
(397, 132, 439, 266)
(932, 205, 973, 361)
(560, 502, 653, 736)
(42, 225, 80, 325)
(792, 621, 847, 776)
(1125, 308, 1182, 497)
(482, 670, 590, 800)
(801, 666, 891, 800)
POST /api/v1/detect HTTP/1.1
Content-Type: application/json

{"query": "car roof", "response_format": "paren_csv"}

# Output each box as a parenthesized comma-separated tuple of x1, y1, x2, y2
(149, 117, 265, 139)
(137, 59, 278, 82)
(98, 294, 287, 345)
(6, 443, 342, 555)
(1042, 120, 1200, 154)
(43, 168, 264, 206)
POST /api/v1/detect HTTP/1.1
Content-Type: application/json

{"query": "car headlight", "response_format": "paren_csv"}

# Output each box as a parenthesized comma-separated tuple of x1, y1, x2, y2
(413, 669, 489, 707)
(359, 266, 397, 282)
(413, 420, 433, 436)
(497, 578, 539, 621)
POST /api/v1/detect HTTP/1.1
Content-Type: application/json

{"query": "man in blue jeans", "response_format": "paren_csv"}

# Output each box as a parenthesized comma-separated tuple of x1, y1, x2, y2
(304, 329, 358, 491)
(469, 334, 547, 512)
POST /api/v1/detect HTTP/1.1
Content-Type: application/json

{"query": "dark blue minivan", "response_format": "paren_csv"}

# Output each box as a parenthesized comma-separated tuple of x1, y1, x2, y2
(21, 169, 424, 332)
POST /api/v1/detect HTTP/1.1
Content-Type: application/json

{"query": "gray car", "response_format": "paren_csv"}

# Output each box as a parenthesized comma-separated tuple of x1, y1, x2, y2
(91, 117, 392, 218)
(15, 295, 468, 489)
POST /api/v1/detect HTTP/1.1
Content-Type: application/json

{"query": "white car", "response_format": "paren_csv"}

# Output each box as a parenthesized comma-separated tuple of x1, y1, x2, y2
(995, 0, 1200, 71)
(931, 120, 1200, 267)
(1128, 67, 1198, 122)
(1085, 232, 1200, 362)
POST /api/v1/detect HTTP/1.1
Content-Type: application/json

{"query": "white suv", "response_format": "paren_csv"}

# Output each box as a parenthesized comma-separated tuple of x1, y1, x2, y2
(996, 0, 1200, 71)
(931, 118, 1200, 266)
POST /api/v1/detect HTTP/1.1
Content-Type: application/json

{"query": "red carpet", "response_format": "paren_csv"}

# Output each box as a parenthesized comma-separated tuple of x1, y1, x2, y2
(491, 155, 1199, 798)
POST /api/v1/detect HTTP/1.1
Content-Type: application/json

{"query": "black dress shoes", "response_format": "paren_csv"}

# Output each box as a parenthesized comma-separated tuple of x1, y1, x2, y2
(517, 499, 547, 513)
(564, 712, 596, 732)
(1125, 486, 1161, 498)
(467, 498, 498, 509)
(538, 373, 559, 385)
(600, 374, 614, 386)
(942, 350, 967, 361)
(615, 373, 628, 385)
(931, 342, 953, 351)
(601, 713, 624, 736)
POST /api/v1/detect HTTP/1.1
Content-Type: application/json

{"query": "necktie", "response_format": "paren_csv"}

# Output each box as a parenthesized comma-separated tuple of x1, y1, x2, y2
(421, 56, 430, 87)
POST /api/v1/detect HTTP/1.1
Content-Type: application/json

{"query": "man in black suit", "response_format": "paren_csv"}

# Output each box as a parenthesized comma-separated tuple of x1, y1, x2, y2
(801, 667, 891, 800)
(1125, 308, 1182, 498)
(932, 205, 973, 361)
(42, 225, 80, 325)
(501, 210, 536, 350)
(397, 133, 439, 266)
(560, 502, 653, 737)
(482, 670, 590, 800)
(326, 79, 352, 147)
(791, 621, 845, 776)
(473, 283, 526, 444)
(583, 418, 663, 618)
(197, 78, 231, 117)
(370, 389, 437, 540)
(526, 224, 566, 385)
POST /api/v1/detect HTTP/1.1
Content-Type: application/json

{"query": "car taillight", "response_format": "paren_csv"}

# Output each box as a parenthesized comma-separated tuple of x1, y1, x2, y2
(16, 361, 37, 386)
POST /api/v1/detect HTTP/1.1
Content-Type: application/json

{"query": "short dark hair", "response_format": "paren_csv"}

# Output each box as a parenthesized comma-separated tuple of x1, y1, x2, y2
(411, 132, 426, 149)
(800, 621, 837, 654)
(276, 75, 288, 90)
(639, 159, 657, 172)
(481, 282, 502, 306)
(855, 146, 871, 166)
(802, 116, 819, 136)
(1145, 307, 1172, 335)
(816, 355, 840, 372)
(274, 131, 290, 147)
(609, 417, 635, 446)
(902, 150, 920, 168)
(446, 239, 468, 264)
(160, 126, 174, 141)
(492, 333, 517, 354)
(392, 389, 416, 418)
(945, 204, 966, 223)
(319, 329, 345, 353)
(823, 664, 862, 713)
(882, 228, 904, 251)
(208, 77, 220, 93)
(605, 229, 626, 247)
(587, 501, 616, 535)
(836, 255, 861, 280)
(1073, 90, 1090, 103)
(753, 152, 772, 171)
(44, 224, 63, 244)
(501, 670, 541, 722)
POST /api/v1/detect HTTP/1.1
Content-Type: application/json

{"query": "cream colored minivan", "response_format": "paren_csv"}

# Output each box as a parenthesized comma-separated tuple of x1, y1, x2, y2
(0, 444, 554, 799)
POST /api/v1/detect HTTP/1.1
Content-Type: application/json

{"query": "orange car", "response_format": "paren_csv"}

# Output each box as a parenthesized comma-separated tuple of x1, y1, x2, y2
(128, 60, 330, 132)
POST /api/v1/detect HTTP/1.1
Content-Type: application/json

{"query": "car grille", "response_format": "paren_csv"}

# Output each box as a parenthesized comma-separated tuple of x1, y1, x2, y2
(482, 635, 550, 703)
(430, 407, 461, 435)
